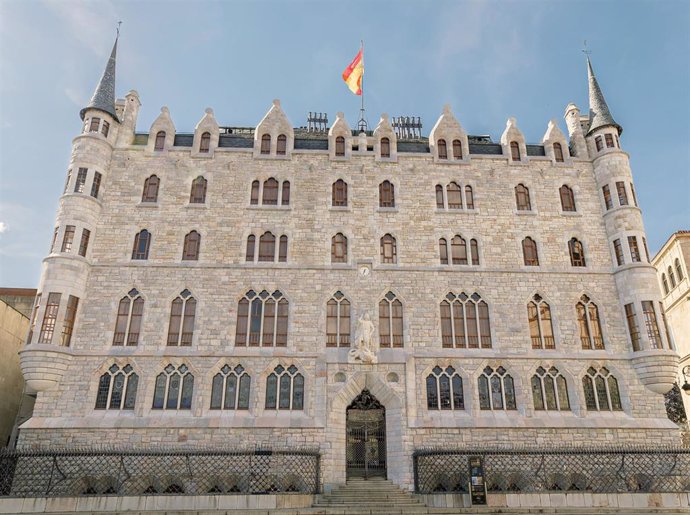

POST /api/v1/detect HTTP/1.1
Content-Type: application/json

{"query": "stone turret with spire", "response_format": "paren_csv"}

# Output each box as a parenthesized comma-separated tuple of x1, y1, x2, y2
(80, 31, 119, 122)
(586, 57, 622, 136)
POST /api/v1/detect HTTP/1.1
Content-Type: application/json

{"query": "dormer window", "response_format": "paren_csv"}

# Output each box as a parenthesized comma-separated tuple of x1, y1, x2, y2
(553, 142, 564, 162)
(199, 132, 210, 153)
(335, 136, 345, 156)
(89, 117, 101, 133)
(101, 121, 110, 137)
(437, 139, 447, 159)
(154, 131, 166, 151)
(452, 139, 463, 160)
(277, 134, 287, 155)
(510, 141, 520, 161)
(261, 134, 271, 155)
(380, 137, 390, 158)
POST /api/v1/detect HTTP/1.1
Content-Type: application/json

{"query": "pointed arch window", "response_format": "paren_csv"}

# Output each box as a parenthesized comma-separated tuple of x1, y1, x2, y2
(510, 141, 520, 161)
(560, 185, 576, 212)
(260, 134, 271, 154)
(331, 233, 348, 263)
(437, 139, 447, 159)
(452, 139, 463, 160)
(465, 185, 474, 209)
(281, 180, 290, 205)
(569, 238, 586, 267)
(470, 239, 479, 265)
(210, 364, 250, 410)
(142, 175, 160, 203)
(447, 182, 462, 209)
(478, 366, 516, 410)
(262, 178, 279, 205)
(199, 132, 211, 153)
(379, 180, 395, 208)
(335, 136, 345, 156)
(279, 235, 288, 262)
(451, 235, 468, 265)
(440, 292, 492, 349)
(380, 137, 390, 158)
(668, 266, 676, 288)
(532, 366, 569, 411)
(577, 295, 604, 349)
(515, 184, 531, 210)
(662, 274, 669, 295)
(676, 258, 684, 281)
(435, 185, 444, 209)
(379, 291, 403, 348)
(235, 290, 288, 347)
(439, 238, 448, 265)
(154, 131, 166, 151)
(258, 231, 276, 261)
(246, 235, 256, 262)
(265, 364, 303, 410)
(327, 291, 350, 347)
(131, 230, 151, 260)
(527, 294, 555, 349)
(332, 179, 348, 207)
(553, 142, 564, 162)
(380, 233, 397, 264)
(522, 237, 539, 266)
(276, 134, 287, 155)
(182, 231, 201, 261)
(167, 289, 196, 346)
(250, 180, 260, 205)
(190, 176, 207, 204)
(426, 366, 464, 410)
(113, 288, 144, 346)
(152, 363, 194, 410)
(95, 364, 138, 410)
(583, 367, 622, 411)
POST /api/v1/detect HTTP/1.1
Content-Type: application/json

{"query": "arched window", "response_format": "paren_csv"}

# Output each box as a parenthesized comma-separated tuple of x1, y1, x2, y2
(258, 231, 276, 261)
(265, 364, 303, 410)
(470, 239, 479, 266)
(569, 238, 586, 267)
(595, 135, 603, 151)
(446, 182, 462, 209)
(379, 180, 395, 208)
(426, 366, 464, 410)
(478, 366, 516, 410)
(437, 139, 447, 159)
(276, 134, 287, 155)
(260, 134, 271, 154)
(440, 292, 492, 349)
(676, 258, 684, 281)
(95, 364, 138, 410)
(199, 132, 211, 153)
(246, 235, 256, 262)
(262, 178, 279, 205)
(379, 291, 403, 348)
(531, 366, 569, 411)
(465, 185, 474, 209)
(335, 136, 345, 156)
(332, 179, 348, 207)
(522, 237, 539, 266)
(380, 137, 390, 158)
(250, 180, 260, 205)
(668, 266, 676, 288)
(527, 294, 555, 349)
(210, 364, 250, 410)
(380, 233, 397, 264)
(451, 235, 468, 265)
(279, 235, 288, 262)
(131, 230, 151, 260)
(559, 185, 576, 212)
(326, 291, 350, 347)
(182, 231, 201, 261)
(582, 367, 622, 411)
(577, 295, 604, 349)
(281, 180, 290, 205)
(189, 176, 207, 204)
(152, 363, 194, 410)
(435, 185, 444, 209)
(154, 131, 166, 151)
(235, 290, 288, 347)
(439, 238, 448, 265)
(89, 117, 101, 132)
(452, 139, 463, 160)
(142, 175, 160, 203)
(113, 288, 144, 346)
(553, 142, 564, 162)
(662, 274, 669, 295)
(331, 233, 348, 263)
(167, 289, 196, 346)
(515, 184, 531, 210)
(510, 141, 520, 161)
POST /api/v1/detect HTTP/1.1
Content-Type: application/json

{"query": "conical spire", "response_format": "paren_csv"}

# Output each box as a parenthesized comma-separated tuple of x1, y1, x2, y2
(80, 34, 119, 121)
(586, 57, 621, 136)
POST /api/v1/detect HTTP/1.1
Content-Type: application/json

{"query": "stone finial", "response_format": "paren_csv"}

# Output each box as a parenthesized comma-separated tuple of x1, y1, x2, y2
(328, 111, 351, 137)
(500, 117, 524, 145)
(542, 119, 566, 143)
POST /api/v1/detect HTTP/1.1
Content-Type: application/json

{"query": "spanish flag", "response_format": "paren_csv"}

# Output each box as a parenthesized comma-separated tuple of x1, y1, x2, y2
(342, 48, 364, 96)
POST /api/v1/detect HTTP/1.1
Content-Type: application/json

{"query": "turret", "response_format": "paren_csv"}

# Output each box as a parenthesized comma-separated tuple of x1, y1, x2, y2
(563, 103, 588, 158)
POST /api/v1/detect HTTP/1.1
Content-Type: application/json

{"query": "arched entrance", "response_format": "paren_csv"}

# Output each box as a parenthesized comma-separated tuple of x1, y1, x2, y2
(346, 389, 386, 479)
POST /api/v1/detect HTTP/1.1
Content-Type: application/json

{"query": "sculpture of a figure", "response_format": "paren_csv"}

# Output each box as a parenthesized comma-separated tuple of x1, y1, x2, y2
(348, 311, 377, 364)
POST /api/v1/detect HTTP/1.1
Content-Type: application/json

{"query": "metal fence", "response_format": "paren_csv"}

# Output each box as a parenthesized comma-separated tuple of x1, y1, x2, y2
(0, 447, 320, 498)
(413, 446, 690, 494)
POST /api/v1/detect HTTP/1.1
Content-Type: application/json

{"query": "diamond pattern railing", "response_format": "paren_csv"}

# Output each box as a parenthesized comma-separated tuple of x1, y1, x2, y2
(0, 447, 320, 498)
(413, 447, 690, 494)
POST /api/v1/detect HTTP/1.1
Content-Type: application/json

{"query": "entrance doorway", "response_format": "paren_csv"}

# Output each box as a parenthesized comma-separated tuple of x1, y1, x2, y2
(346, 389, 386, 479)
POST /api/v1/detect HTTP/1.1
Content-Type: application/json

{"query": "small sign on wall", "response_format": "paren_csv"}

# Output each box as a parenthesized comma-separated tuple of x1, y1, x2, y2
(469, 455, 487, 505)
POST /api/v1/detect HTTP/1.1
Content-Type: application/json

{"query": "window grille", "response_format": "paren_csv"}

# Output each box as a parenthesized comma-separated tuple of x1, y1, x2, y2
(439, 238, 448, 265)
(527, 294, 555, 349)
(250, 180, 260, 205)
(89, 118, 100, 132)
(577, 295, 604, 349)
(245, 235, 256, 262)
(440, 292, 491, 348)
(167, 290, 196, 346)
(435, 185, 444, 209)
(326, 291, 350, 347)
(465, 185, 474, 209)
(379, 291, 403, 348)
(101, 120, 110, 137)
(113, 289, 144, 346)
(235, 290, 288, 347)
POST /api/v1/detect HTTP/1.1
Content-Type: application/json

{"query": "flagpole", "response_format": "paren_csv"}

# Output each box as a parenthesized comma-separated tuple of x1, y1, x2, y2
(358, 40, 367, 132)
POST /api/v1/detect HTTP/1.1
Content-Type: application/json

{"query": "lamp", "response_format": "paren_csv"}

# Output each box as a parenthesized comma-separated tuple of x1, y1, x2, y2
(682, 365, 690, 394)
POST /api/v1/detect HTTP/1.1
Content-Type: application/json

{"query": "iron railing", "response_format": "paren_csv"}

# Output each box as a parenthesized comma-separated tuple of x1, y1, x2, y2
(0, 447, 320, 498)
(413, 446, 690, 494)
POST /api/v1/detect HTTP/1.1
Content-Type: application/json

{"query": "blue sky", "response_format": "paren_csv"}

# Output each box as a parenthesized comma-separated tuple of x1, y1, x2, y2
(0, 0, 688, 287)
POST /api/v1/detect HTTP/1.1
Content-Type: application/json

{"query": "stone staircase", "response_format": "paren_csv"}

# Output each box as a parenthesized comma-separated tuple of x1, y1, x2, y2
(312, 477, 428, 514)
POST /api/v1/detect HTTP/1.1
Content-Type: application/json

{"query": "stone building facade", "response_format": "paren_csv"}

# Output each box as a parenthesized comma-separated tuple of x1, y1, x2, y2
(18, 37, 681, 490)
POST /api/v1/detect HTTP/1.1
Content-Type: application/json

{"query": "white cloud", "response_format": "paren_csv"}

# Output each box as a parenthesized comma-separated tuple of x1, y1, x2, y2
(64, 87, 86, 107)
(0, 222, 7, 234)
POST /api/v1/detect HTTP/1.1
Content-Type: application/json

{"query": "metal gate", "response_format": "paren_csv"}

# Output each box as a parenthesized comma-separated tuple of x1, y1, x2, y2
(346, 390, 386, 479)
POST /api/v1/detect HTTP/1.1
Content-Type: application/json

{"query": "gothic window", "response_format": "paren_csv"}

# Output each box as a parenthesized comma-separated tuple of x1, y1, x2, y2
(510, 141, 520, 161)
(624, 303, 641, 351)
(154, 131, 166, 151)
(27, 293, 41, 344)
(167, 289, 196, 346)
(569, 238, 586, 267)
(470, 239, 479, 265)
(38, 292, 61, 344)
(332, 179, 348, 206)
(263, 178, 279, 205)
(676, 258, 684, 281)
(265, 364, 304, 410)
(78, 229, 90, 257)
(61, 225, 75, 253)
(331, 233, 348, 263)
(560, 185, 576, 212)
(437, 139, 447, 159)
(447, 182, 462, 209)
(190, 176, 207, 203)
(95, 364, 138, 410)
(380, 137, 390, 158)
(522, 237, 539, 266)
(182, 231, 201, 261)
(532, 366, 569, 411)
(602, 185, 613, 210)
(335, 136, 345, 156)
(90, 171, 102, 198)
(132, 230, 151, 260)
(246, 235, 255, 261)
(235, 290, 288, 347)
(452, 139, 463, 160)
(662, 274, 669, 295)
(74, 168, 88, 193)
(435, 185, 444, 209)
(465, 185, 474, 209)
(261, 134, 271, 154)
(641, 300, 662, 349)
(426, 366, 464, 410)
(440, 292, 492, 348)
(616, 181, 628, 206)
(276, 134, 287, 155)
(582, 367, 622, 411)
(515, 184, 531, 211)
(553, 142, 564, 162)
(250, 180, 260, 205)
(668, 266, 676, 288)
(380, 234, 397, 264)
(279, 235, 288, 262)
(101, 120, 110, 137)
(89, 117, 100, 132)
(152, 363, 194, 410)
(63, 169, 72, 194)
(258, 231, 276, 261)
(281, 180, 290, 205)
(439, 238, 448, 265)
(379, 180, 395, 208)
(478, 366, 516, 410)
(199, 132, 211, 153)
(605, 133, 614, 148)
(451, 235, 468, 265)
(527, 294, 555, 349)
(595, 135, 603, 151)
(628, 236, 641, 262)
(613, 238, 624, 266)
(113, 289, 144, 346)
(60, 295, 79, 347)
(577, 295, 604, 350)
(210, 364, 250, 410)
(142, 175, 160, 202)
(326, 291, 350, 347)
(379, 291, 403, 348)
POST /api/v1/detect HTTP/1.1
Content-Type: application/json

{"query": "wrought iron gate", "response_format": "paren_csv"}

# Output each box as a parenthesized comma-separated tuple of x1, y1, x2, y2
(346, 390, 386, 479)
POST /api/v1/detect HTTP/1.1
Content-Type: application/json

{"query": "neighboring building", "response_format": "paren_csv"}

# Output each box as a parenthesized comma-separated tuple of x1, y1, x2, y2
(653, 231, 690, 420)
(17, 34, 681, 491)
